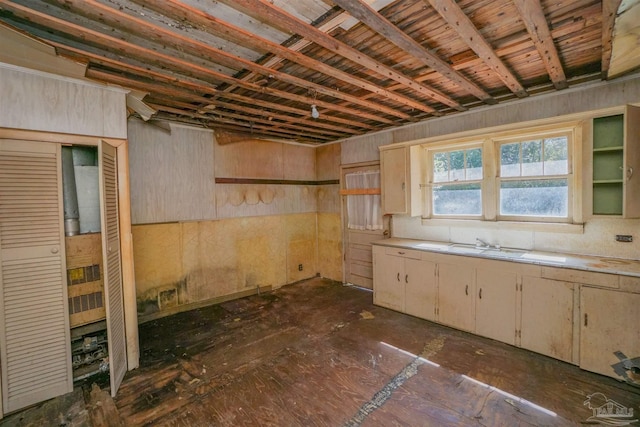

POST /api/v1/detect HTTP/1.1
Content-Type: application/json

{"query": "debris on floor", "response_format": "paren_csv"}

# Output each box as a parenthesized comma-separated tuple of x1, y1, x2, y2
(86, 383, 125, 427)
(359, 310, 375, 320)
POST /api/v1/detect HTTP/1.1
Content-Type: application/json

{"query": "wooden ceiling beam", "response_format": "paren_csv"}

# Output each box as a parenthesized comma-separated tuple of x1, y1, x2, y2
(0, 1, 396, 126)
(332, 0, 496, 105)
(46, 0, 416, 120)
(601, 0, 623, 79)
(425, 0, 527, 98)
(166, 100, 348, 140)
(130, 0, 438, 116)
(220, 8, 352, 97)
(54, 43, 379, 132)
(512, 0, 569, 90)
(149, 100, 337, 143)
(86, 68, 354, 139)
(220, 0, 466, 111)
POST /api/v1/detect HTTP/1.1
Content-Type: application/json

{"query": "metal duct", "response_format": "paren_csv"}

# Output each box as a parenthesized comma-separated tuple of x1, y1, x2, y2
(62, 146, 80, 236)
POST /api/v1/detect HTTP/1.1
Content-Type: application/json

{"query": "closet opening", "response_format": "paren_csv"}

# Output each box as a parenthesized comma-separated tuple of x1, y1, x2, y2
(61, 145, 108, 383)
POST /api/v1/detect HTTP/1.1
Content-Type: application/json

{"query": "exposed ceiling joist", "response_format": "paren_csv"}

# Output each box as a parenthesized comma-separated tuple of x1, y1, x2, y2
(0, 0, 631, 144)
(220, 0, 467, 111)
(512, 0, 569, 90)
(333, 0, 497, 104)
(425, 0, 527, 98)
(129, 0, 438, 116)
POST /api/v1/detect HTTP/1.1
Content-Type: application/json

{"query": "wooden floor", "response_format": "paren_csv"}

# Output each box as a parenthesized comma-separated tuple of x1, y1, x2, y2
(2, 277, 639, 426)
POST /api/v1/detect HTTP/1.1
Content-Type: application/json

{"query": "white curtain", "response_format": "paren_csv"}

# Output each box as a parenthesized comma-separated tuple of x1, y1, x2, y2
(346, 170, 383, 230)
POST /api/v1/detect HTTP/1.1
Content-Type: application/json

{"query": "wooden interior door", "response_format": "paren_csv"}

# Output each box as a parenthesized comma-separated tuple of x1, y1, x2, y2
(0, 139, 73, 414)
(342, 164, 388, 289)
(99, 141, 127, 397)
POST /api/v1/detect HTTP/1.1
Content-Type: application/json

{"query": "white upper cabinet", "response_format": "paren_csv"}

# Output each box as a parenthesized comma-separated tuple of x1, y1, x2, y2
(380, 145, 422, 216)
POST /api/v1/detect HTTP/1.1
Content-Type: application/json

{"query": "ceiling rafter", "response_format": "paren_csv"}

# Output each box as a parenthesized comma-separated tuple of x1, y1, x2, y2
(332, 0, 497, 104)
(54, 43, 379, 134)
(512, 0, 569, 90)
(127, 0, 439, 116)
(45, 0, 417, 120)
(0, 0, 620, 144)
(425, 0, 527, 98)
(86, 68, 351, 140)
(219, 0, 467, 111)
(218, 7, 352, 98)
(0, 1, 400, 131)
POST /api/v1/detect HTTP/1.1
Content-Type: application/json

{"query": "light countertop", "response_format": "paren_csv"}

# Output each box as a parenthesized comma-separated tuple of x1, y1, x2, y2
(374, 238, 640, 278)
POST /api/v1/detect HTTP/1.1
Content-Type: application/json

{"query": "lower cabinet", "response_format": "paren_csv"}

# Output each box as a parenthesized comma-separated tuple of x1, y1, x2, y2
(373, 243, 639, 382)
(373, 248, 406, 312)
(373, 246, 427, 313)
(405, 259, 437, 321)
(580, 287, 640, 378)
(520, 277, 574, 362)
(476, 268, 518, 345)
(437, 262, 475, 332)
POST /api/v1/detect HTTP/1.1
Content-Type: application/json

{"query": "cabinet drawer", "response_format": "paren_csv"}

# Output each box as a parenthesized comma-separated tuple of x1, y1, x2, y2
(541, 267, 619, 288)
(384, 247, 422, 259)
(620, 275, 640, 294)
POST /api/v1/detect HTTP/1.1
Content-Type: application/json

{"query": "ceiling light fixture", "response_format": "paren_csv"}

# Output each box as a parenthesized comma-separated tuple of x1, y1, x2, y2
(311, 104, 319, 119)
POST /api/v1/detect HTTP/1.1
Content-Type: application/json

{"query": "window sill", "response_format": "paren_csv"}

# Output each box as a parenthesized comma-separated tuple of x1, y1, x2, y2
(420, 218, 585, 234)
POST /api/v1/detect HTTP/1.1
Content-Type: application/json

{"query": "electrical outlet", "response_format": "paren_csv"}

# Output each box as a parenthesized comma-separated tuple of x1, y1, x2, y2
(615, 235, 633, 242)
(298, 264, 303, 271)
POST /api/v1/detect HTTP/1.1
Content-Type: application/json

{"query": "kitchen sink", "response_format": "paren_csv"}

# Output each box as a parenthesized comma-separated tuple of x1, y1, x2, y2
(447, 244, 485, 255)
(481, 247, 526, 258)
(447, 244, 526, 258)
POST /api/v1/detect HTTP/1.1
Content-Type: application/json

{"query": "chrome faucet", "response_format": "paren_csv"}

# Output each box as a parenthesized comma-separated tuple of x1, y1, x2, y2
(475, 238, 490, 248)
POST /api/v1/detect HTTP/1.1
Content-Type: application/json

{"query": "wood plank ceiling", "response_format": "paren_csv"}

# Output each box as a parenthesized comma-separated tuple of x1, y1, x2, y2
(0, 0, 626, 144)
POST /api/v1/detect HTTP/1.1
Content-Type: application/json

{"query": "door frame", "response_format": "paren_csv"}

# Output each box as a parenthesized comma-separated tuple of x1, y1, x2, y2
(340, 161, 389, 287)
(0, 128, 139, 375)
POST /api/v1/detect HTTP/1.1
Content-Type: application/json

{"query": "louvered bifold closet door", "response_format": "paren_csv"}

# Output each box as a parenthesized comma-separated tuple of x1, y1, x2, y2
(0, 140, 72, 414)
(99, 141, 127, 397)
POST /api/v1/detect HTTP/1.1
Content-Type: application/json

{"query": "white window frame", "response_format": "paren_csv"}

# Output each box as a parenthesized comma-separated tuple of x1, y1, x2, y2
(422, 123, 581, 225)
(424, 141, 485, 219)
(493, 129, 575, 223)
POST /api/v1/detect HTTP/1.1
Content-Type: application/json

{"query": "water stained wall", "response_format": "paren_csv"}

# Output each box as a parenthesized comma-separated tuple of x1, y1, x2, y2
(133, 214, 318, 318)
(128, 119, 342, 320)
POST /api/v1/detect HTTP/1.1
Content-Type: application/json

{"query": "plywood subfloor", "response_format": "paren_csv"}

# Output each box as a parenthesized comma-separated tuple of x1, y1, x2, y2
(115, 277, 639, 426)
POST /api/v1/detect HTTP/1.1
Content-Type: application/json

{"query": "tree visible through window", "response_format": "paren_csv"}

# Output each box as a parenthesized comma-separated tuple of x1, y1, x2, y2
(432, 147, 483, 216)
(499, 136, 569, 217)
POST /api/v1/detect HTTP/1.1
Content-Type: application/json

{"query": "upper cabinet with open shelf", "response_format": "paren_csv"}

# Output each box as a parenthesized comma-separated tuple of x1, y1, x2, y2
(592, 105, 640, 218)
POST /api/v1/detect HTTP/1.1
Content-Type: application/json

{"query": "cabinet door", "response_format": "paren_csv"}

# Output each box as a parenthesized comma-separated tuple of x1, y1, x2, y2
(581, 287, 640, 379)
(476, 268, 517, 344)
(373, 249, 405, 312)
(0, 140, 73, 413)
(521, 277, 574, 362)
(405, 259, 437, 321)
(624, 104, 640, 218)
(438, 262, 475, 332)
(381, 147, 407, 214)
(99, 141, 127, 397)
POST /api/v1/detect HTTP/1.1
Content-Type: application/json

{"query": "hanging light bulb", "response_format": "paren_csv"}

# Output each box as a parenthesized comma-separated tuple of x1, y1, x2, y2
(311, 104, 320, 119)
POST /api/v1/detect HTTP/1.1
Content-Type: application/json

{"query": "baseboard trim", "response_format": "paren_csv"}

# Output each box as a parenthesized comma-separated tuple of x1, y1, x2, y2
(138, 285, 273, 324)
